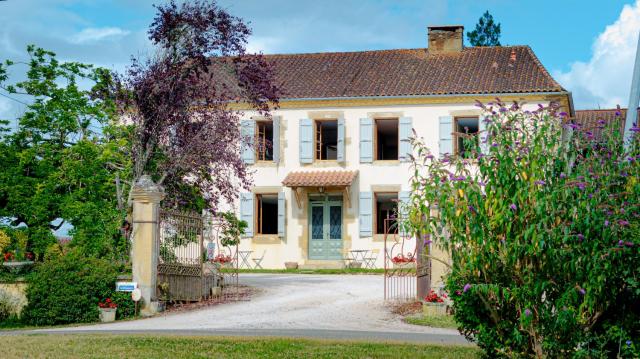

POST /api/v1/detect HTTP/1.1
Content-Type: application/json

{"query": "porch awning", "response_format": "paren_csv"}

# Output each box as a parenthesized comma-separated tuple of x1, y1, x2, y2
(282, 170, 358, 187)
(282, 170, 358, 208)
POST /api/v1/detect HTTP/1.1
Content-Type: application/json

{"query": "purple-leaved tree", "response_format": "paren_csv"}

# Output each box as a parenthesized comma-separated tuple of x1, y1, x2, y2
(113, 0, 280, 210)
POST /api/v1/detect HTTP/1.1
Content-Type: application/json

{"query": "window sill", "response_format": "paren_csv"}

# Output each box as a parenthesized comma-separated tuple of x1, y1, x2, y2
(254, 161, 278, 167)
(252, 235, 281, 244)
(372, 233, 399, 242)
(302, 160, 344, 168)
(373, 160, 400, 166)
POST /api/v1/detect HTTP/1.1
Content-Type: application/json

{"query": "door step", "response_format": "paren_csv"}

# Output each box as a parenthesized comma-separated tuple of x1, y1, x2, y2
(300, 260, 346, 270)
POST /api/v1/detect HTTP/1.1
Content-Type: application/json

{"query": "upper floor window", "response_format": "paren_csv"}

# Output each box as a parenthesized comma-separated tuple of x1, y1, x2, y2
(375, 119, 399, 160)
(315, 119, 338, 160)
(256, 121, 273, 161)
(454, 117, 479, 158)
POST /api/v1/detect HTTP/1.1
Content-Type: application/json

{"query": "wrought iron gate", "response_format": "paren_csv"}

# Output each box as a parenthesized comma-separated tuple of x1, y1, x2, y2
(383, 217, 419, 301)
(157, 209, 239, 302)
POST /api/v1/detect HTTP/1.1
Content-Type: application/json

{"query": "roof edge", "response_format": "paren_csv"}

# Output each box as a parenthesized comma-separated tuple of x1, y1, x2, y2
(278, 91, 572, 103)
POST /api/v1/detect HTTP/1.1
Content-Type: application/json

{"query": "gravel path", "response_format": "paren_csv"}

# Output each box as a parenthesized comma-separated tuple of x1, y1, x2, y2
(27, 274, 468, 344)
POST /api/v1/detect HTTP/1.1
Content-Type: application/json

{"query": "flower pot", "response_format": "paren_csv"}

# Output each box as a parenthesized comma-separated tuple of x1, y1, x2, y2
(392, 262, 414, 269)
(2, 261, 34, 274)
(284, 262, 298, 270)
(423, 302, 447, 316)
(98, 307, 117, 323)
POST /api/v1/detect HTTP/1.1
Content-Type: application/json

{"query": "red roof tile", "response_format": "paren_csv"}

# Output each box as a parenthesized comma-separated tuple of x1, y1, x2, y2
(264, 46, 565, 99)
(282, 170, 358, 187)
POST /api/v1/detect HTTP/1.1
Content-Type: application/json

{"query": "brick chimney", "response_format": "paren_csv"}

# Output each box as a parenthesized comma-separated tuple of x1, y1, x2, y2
(428, 25, 464, 53)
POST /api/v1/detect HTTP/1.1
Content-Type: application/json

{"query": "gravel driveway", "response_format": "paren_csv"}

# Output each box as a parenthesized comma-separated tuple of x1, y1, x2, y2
(33, 274, 466, 343)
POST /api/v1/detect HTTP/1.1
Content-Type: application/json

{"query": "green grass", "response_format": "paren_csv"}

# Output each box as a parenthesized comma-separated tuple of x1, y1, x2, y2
(221, 268, 385, 275)
(404, 314, 459, 329)
(0, 334, 479, 358)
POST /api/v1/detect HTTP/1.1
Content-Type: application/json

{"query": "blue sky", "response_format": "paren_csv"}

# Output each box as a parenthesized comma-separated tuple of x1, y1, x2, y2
(1, 0, 639, 116)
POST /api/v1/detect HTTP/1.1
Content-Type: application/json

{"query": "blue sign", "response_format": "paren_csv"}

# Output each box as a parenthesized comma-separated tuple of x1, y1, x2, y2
(116, 282, 137, 292)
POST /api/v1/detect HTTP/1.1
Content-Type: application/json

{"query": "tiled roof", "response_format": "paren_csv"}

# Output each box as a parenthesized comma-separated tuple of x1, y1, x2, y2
(574, 108, 637, 138)
(282, 170, 358, 187)
(265, 46, 564, 99)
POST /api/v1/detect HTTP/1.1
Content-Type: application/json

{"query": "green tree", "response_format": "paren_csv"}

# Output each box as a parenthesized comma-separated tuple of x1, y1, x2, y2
(407, 102, 639, 357)
(467, 11, 501, 47)
(0, 46, 131, 258)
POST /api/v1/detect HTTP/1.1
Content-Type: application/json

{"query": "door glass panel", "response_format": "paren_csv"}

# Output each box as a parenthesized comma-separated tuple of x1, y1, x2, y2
(311, 206, 324, 240)
(329, 205, 342, 239)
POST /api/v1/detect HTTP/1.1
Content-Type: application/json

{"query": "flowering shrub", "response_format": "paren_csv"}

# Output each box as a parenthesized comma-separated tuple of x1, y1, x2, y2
(391, 253, 415, 263)
(212, 254, 233, 264)
(424, 290, 447, 303)
(98, 298, 117, 309)
(0, 230, 10, 256)
(407, 101, 639, 358)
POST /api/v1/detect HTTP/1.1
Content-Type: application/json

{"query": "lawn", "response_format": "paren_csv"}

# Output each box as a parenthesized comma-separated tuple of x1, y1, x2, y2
(0, 334, 479, 358)
(404, 314, 459, 329)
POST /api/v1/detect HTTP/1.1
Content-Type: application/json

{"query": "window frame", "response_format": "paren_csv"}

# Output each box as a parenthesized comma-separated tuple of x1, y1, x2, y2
(374, 192, 399, 235)
(255, 120, 274, 162)
(314, 119, 339, 161)
(373, 118, 400, 161)
(453, 116, 480, 158)
(254, 193, 279, 235)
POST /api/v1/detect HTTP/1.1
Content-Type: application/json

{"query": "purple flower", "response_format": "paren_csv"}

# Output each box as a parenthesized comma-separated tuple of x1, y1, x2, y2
(627, 340, 633, 347)
(468, 205, 476, 213)
(423, 239, 432, 246)
(618, 240, 625, 247)
(524, 309, 532, 317)
(426, 154, 434, 160)
(510, 204, 517, 211)
(534, 180, 546, 186)
(578, 287, 586, 296)
(577, 234, 584, 241)
(619, 220, 630, 226)
(560, 173, 566, 179)
(559, 112, 568, 117)
(625, 242, 634, 247)
(463, 283, 471, 293)
(491, 142, 498, 147)
(604, 220, 609, 227)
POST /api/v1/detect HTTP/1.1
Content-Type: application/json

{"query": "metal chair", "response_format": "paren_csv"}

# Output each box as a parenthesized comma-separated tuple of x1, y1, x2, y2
(363, 249, 379, 269)
(252, 250, 266, 269)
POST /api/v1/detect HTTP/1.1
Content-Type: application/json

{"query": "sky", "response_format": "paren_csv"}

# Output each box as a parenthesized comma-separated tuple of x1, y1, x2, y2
(0, 0, 639, 121)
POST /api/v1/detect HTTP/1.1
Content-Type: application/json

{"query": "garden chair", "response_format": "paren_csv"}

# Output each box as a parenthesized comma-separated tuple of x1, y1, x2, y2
(363, 249, 379, 269)
(252, 250, 266, 269)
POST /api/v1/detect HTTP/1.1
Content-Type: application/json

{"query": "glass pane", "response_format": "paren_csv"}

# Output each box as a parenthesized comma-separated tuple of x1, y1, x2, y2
(329, 206, 342, 239)
(311, 206, 324, 240)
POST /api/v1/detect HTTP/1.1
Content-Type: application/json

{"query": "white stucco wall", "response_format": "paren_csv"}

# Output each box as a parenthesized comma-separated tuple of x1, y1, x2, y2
(235, 101, 547, 286)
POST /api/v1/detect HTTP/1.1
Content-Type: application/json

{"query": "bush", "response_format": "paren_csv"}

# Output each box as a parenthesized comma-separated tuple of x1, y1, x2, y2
(22, 250, 118, 325)
(111, 291, 136, 320)
(407, 102, 640, 358)
(0, 288, 23, 322)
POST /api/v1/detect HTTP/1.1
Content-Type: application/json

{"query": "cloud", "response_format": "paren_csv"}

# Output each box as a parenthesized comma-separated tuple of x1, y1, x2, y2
(554, 0, 640, 109)
(70, 27, 130, 44)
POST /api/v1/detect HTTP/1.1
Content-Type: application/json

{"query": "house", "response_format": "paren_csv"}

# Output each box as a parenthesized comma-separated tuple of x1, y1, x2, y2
(234, 25, 572, 286)
(573, 107, 636, 139)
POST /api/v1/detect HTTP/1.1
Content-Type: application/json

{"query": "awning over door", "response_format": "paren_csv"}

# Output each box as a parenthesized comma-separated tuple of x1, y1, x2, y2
(282, 170, 358, 208)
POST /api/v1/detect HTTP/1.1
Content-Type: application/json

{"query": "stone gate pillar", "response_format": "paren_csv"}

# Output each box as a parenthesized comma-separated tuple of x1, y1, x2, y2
(131, 175, 164, 316)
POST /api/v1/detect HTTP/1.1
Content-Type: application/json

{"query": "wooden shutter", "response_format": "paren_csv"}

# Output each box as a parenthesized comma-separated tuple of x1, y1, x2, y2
(299, 118, 313, 163)
(273, 116, 281, 164)
(240, 192, 254, 237)
(359, 192, 372, 237)
(337, 117, 345, 163)
(399, 117, 412, 162)
(359, 118, 373, 163)
(241, 120, 255, 164)
(277, 191, 285, 238)
(438, 116, 453, 157)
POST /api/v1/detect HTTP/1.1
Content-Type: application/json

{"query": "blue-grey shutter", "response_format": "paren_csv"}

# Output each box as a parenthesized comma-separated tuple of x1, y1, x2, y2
(398, 191, 411, 237)
(359, 118, 373, 163)
(359, 192, 372, 237)
(240, 192, 254, 237)
(478, 115, 488, 155)
(273, 116, 281, 164)
(438, 116, 453, 157)
(241, 120, 255, 164)
(399, 117, 412, 162)
(277, 191, 285, 238)
(337, 117, 345, 163)
(299, 118, 313, 163)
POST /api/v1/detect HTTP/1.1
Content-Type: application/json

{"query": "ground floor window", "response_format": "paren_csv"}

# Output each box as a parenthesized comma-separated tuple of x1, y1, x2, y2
(256, 193, 278, 234)
(375, 192, 398, 234)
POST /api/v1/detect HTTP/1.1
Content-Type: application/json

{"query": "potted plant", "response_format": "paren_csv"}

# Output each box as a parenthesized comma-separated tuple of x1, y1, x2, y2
(1, 230, 35, 274)
(391, 253, 415, 269)
(422, 290, 448, 316)
(98, 298, 117, 322)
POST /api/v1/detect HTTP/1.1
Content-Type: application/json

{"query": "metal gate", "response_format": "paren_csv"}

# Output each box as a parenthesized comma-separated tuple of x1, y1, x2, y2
(157, 209, 239, 302)
(383, 217, 419, 301)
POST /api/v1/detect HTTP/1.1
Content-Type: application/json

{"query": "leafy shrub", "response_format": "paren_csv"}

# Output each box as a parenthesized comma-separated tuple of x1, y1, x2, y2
(407, 102, 639, 358)
(0, 288, 23, 322)
(22, 250, 118, 325)
(111, 291, 136, 320)
(0, 230, 10, 255)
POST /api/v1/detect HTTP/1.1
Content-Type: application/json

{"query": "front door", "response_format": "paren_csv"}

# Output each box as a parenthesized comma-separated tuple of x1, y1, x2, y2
(309, 196, 343, 260)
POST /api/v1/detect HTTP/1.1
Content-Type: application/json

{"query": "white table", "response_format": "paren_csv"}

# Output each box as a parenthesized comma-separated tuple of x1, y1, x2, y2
(238, 250, 253, 269)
